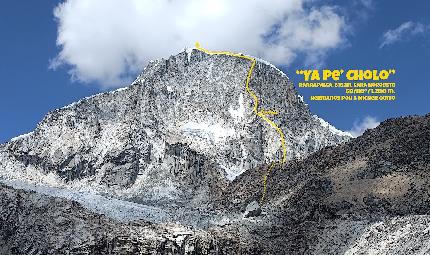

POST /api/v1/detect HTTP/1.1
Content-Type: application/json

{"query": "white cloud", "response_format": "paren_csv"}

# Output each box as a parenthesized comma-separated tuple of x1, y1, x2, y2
(348, 116, 380, 138)
(380, 21, 428, 48)
(51, 0, 347, 87)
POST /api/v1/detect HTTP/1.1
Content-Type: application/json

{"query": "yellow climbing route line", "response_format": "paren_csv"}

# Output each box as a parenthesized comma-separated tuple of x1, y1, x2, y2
(194, 42, 287, 204)
(259, 162, 276, 205)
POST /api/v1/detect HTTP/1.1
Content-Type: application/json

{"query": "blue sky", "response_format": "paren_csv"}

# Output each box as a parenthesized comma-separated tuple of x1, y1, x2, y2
(0, 0, 429, 143)
(293, 0, 430, 135)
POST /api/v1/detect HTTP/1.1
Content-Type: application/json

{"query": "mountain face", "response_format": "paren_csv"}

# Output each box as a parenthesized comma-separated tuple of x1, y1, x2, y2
(0, 48, 349, 223)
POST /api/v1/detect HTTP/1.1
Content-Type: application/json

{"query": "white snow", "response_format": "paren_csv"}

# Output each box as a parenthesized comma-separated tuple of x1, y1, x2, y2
(151, 137, 166, 161)
(252, 56, 289, 79)
(113, 87, 128, 93)
(220, 164, 245, 181)
(297, 94, 309, 107)
(94, 123, 127, 157)
(297, 132, 310, 145)
(185, 47, 194, 62)
(10, 131, 34, 142)
(61, 86, 129, 110)
(181, 121, 235, 144)
(228, 94, 246, 121)
(172, 229, 193, 247)
(189, 47, 289, 79)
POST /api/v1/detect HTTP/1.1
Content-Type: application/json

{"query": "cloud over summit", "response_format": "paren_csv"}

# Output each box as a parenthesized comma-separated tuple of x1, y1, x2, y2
(51, 0, 347, 87)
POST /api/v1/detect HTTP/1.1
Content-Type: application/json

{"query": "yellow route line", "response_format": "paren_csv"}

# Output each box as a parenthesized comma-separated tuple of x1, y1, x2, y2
(194, 42, 287, 205)
(259, 162, 276, 205)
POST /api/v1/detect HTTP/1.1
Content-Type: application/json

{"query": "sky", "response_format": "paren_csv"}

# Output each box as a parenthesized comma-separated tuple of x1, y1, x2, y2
(0, 0, 429, 143)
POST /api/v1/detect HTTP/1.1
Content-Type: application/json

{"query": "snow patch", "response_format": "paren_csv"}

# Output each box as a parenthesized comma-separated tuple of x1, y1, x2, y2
(185, 47, 194, 62)
(220, 164, 245, 181)
(253, 56, 289, 79)
(151, 137, 166, 161)
(198, 49, 289, 79)
(181, 121, 235, 143)
(113, 87, 128, 93)
(94, 123, 127, 157)
(61, 86, 129, 110)
(10, 131, 34, 142)
(228, 94, 246, 121)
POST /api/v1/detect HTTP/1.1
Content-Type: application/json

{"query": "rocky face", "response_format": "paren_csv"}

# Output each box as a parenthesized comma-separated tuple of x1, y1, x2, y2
(0, 48, 349, 218)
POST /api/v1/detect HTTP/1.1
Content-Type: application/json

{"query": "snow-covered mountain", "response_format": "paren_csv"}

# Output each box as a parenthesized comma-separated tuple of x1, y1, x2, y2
(0, 48, 350, 215)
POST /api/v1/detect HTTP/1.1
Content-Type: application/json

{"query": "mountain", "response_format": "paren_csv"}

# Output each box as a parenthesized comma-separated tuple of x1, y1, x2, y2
(4, 48, 427, 254)
(0, 48, 350, 227)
